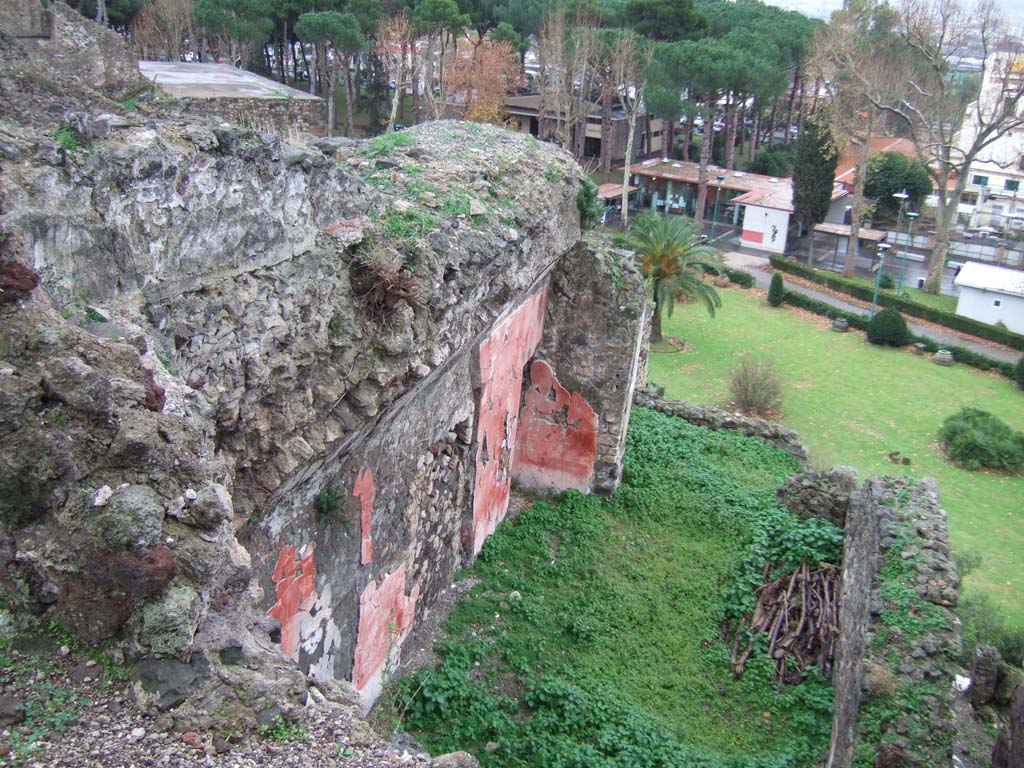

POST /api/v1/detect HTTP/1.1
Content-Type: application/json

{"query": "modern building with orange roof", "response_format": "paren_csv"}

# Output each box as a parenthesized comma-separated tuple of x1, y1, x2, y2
(833, 137, 919, 192)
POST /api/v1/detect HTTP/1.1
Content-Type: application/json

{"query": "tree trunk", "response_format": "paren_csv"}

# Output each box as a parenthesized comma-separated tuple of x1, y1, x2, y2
(95, 0, 107, 25)
(423, 33, 436, 120)
(736, 102, 746, 157)
(807, 225, 815, 266)
(725, 92, 738, 170)
(326, 80, 336, 137)
(622, 102, 639, 228)
(388, 47, 405, 132)
(682, 122, 692, 161)
(600, 85, 614, 182)
(749, 109, 760, 164)
(309, 45, 317, 95)
(924, 174, 963, 293)
(663, 121, 672, 160)
(398, 41, 408, 125)
(767, 103, 777, 146)
(344, 58, 355, 137)
(796, 77, 807, 134)
(694, 106, 714, 222)
(276, 32, 286, 84)
(843, 114, 873, 277)
(651, 287, 663, 343)
(784, 63, 800, 146)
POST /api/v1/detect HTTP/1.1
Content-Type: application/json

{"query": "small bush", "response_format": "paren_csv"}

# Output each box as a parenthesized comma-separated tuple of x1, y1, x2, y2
(866, 308, 910, 347)
(315, 485, 343, 518)
(577, 179, 602, 230)
(1015, 355, 1024, 390)
(767, 273, 785, 307)
(729, 357, 784, 416)
(879, 272, 895, 290)
(958, 593, 1024, 667)
(938, 407, 1024, 471)
(724, 267, 755, 288)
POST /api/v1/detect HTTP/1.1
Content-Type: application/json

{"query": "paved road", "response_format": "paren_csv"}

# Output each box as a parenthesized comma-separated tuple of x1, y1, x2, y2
(721, 250, 1022, 365)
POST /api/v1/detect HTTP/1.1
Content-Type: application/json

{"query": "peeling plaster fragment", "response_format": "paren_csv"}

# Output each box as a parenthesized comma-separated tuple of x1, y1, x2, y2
(353, 564, 420, 708)
(354, 468, 375, 566)
(268, 544, 316, 659)
(471, 288, 547, 557)
(300, 582, 343, 684)
(513, 360, 598, 493)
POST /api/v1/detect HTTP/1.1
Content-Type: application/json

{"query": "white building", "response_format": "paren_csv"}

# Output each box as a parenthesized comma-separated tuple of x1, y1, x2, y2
(956, 56, 1024, 234)
(953, 261, 1024, 332)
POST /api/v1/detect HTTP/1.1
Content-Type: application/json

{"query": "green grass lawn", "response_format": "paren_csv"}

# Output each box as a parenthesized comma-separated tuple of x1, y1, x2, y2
(648, 287, 1024, 628)
(390, 408, 834, 766)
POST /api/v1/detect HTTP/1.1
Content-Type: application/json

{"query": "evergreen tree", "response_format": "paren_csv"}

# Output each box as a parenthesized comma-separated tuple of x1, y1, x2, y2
(864, 152, 932, 220)
(767, 272, 785, 307)
(791, 118, 838, 263)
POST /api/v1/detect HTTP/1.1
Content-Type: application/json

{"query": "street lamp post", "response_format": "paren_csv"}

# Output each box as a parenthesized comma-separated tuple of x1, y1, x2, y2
(710, 174, 726, 241)
(897, 211, 919, 296)
(893, 188, 909, 249)
(872, 243, 892, 318)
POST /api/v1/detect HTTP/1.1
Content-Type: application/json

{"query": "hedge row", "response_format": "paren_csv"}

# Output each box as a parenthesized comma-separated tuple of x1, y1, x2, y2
(722, 266, 756, 288)
(769, 255, 1024, 351)
(779, 290, 1018, 379)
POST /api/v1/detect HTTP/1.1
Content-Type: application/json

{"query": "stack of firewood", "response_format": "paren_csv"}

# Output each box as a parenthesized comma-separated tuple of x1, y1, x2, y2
(728, 561, 840, 680)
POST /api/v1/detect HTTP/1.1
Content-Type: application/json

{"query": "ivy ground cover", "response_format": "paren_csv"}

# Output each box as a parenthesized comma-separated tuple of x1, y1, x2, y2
(389, 408, 835, 767)
(647, 287, 1024, 628)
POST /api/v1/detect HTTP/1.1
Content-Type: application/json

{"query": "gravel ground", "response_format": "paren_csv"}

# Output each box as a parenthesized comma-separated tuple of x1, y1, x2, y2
(0, 642, 474, 768)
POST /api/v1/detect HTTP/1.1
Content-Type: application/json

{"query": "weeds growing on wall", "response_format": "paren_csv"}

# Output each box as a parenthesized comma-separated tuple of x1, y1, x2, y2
(389, 407, 836, 766)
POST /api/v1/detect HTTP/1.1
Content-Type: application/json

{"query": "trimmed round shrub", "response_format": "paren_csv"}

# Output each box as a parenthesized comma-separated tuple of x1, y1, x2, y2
(724, 267, 756, 288)
(938, 407, 1024, 471)
(1015, 355, 1024, 390)
(879, 272, 895, 290)
(729, 357, 784, 416)
(866, 308, 910, 347)
(767, 273, 785, 307)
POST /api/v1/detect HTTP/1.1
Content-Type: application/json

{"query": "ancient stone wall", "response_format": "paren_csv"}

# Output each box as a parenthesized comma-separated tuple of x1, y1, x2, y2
(0, 0, 51, 38)
(175, 96, 325, 138)
(826, 477, 964, 768)
(827, 479, 882, 768)
(13, 2, 141, 91)
(527, 238, 647, 494)
(634, 388, 809, 463)
(0, 0, 652, 735)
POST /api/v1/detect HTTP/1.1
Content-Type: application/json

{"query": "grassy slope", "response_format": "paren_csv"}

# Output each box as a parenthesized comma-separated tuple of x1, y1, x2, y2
(648, 287, 1024, 627)
(395, 408, 833, 765)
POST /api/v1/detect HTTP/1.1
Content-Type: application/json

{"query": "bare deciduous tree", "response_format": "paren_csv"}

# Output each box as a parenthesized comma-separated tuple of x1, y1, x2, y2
(378, 12, 415, 132)
(611, 30, 652, 227)
(832, 0, 1024, 292)
(537, 4, 601, 159)
(444, 40, 523, 123)
(130, 0, 194, 62)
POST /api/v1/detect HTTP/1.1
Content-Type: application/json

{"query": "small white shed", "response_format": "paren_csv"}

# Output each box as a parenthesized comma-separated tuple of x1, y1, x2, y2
(953, 261, 1024, 333)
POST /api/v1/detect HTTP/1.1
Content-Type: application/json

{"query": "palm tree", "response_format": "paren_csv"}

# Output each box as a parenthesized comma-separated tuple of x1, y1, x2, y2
(615, 213, 722, 342)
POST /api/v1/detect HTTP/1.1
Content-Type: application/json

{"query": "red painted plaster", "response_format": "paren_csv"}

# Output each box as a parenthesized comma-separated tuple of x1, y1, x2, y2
(512, 360, 598, 492)
(268, 544, 317, 659)
(353, 565, 421, 694)
(471, 288, 548, 556)
(354, 469, 375, 566)
(741, 229, 764, 244)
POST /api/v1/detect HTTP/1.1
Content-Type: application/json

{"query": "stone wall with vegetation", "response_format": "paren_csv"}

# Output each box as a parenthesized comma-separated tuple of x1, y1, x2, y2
(634, 387, 809, 463)
(830, 477, 965, 768)
(530, 238, 648, 494)
(175, 95, 325, 138)
(0, 65, 649, 726)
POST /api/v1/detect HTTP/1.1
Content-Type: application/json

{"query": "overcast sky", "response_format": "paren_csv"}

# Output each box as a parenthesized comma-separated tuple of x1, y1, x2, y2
(764, 0, 1024, 24)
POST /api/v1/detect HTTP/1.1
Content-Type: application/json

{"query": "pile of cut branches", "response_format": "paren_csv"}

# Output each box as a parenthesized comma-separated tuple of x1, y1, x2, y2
(727, 561, 840, 680)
